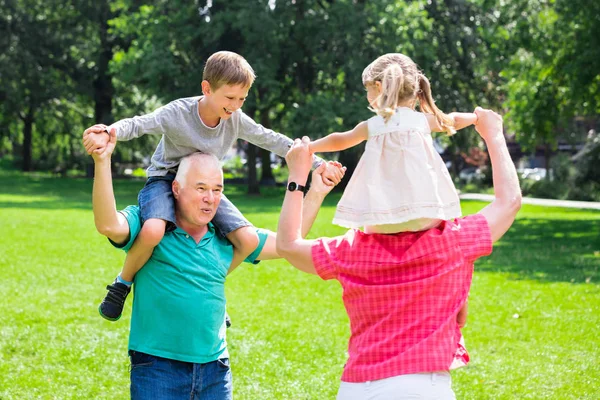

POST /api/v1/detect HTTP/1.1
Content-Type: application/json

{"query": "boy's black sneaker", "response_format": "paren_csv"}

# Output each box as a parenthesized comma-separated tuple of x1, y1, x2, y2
(98, 279, 131, 321)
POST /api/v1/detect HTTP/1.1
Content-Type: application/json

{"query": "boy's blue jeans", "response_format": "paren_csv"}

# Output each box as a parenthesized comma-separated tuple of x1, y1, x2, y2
(129, 351, 232, 400)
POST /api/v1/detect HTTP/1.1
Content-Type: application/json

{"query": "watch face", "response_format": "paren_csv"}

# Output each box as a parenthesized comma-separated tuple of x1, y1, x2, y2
(287, 182, 298, 191)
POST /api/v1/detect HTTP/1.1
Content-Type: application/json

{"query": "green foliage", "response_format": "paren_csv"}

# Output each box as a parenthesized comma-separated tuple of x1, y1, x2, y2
(108, 0, 489, 173)
(498, 0, 600, 150)
(0, 0, 89, 170)
(222, 155, 246, 180)
(1, 0, 598, 194)
(131, 167, 146, 178)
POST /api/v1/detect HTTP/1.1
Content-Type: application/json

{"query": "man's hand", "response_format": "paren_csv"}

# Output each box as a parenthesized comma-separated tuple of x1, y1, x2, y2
(285, 136, 313, 182)
(91, 128, 117, 162)
(310, 161, 346, 196)
(83, 124, 111, 155)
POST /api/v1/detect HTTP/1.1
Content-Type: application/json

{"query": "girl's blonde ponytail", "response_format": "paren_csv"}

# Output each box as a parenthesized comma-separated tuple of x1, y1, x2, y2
(377, 64, 404, 122)
(417, 74, 456, 135)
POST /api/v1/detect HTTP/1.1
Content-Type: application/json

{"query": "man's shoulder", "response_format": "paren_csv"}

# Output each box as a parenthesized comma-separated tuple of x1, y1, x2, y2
(202, 224, 236, 265)
(206, 223, 234, 249)
(119, 205, 141, 220)
(108, 205, 141, 250)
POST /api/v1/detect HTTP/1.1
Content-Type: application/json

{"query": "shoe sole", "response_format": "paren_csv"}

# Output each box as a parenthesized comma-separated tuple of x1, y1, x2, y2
(98, 305, 122, 322)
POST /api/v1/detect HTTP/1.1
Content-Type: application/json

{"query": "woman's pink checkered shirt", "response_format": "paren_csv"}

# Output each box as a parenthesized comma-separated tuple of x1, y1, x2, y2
(312, 214, 492, 382)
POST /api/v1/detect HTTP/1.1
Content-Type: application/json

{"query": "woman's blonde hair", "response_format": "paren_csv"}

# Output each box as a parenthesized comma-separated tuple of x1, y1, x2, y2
(362, 53, 456, 135)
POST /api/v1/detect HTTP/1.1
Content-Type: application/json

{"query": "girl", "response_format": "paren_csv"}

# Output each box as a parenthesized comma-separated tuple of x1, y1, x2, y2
(309, 53, 477, 234)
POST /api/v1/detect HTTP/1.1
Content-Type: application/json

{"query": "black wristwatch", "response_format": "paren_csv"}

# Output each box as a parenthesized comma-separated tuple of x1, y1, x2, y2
(287, 181, 307, 194)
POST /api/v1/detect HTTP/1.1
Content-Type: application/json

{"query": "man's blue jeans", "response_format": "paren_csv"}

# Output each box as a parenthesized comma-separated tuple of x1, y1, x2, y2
(129, 351, 232, 400)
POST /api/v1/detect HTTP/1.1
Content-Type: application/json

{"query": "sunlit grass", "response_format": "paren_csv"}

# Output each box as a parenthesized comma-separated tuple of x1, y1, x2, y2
(0, 173, 599, 399)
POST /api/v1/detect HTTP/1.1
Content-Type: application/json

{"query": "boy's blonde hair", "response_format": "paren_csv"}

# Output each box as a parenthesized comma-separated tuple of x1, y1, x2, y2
(362, 53, 456, 135)
(203, 51, 255, 90)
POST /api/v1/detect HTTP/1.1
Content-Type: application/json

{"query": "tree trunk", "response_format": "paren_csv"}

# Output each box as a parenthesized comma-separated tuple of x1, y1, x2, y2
(259, 111, 275, 185)
(88, 1, 114, 178)
(247, 143, 260, 194)
(21, 108, 35, 172)
(94, 3, 114, 125)
(260, 148, 276, 186)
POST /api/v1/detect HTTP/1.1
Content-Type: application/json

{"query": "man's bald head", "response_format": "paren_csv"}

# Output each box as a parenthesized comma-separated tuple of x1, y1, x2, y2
(175, 152, 222, 187)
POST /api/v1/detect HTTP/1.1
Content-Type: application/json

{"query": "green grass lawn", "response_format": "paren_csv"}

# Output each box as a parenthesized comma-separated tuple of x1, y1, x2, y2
(0, 171, 599, 399)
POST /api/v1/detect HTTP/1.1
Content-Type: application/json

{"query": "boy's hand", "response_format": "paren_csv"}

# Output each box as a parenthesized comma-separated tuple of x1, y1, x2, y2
(311, 161, 345, 196)
(83, 124, 112, 155)
(321, 160, 346, 186)
(91, 128, 117, 162)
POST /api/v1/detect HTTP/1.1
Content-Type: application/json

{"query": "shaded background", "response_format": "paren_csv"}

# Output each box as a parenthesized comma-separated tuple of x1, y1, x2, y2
(1, 2, 599, 399)
(1, 0, 599, 198)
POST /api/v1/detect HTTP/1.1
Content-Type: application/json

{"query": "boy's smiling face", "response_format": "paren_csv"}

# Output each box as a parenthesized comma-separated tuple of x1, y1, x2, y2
(200, 81, 250, 126)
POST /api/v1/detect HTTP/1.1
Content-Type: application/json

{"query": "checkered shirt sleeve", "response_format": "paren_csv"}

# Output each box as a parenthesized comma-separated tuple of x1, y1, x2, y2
(453, 214, 493, 262)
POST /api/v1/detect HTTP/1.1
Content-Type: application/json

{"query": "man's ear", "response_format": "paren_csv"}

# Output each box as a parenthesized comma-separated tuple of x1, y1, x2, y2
(172, 180, 180, 199)
(201, 80, 212, 96)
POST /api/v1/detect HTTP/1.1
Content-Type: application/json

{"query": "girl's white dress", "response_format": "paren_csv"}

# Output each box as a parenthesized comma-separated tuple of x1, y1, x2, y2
(333, 107, 461, 234)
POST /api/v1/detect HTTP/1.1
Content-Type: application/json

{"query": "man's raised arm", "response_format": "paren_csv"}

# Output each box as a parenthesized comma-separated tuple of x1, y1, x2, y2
(90, 128, 130, 245)
(475, 108, 522, 242)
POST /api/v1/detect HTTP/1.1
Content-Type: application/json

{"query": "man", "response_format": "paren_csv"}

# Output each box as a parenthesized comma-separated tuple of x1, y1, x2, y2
(90, 128, 344, 399)
(276, 108, 522, 399)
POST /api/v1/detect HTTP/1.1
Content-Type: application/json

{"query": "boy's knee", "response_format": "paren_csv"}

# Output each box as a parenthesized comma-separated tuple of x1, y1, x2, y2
(139, 219, 167, 247)
(227, 226, 259, 256)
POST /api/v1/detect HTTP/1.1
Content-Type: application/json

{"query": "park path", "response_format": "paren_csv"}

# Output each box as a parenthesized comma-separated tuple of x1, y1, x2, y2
(459, 193, 600, 210)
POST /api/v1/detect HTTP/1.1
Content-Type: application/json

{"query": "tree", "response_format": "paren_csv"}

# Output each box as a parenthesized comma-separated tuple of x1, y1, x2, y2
(495, 0, 599, 169)
(0, 0, 86, 171)
(85, 0, 492, 187)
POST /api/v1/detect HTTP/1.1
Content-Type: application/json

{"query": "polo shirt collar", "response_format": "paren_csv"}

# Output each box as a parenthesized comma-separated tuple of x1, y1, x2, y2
(172, 222, 216, 244)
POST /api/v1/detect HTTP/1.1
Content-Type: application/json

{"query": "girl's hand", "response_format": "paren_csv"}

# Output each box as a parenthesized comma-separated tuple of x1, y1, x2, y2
(311, 161, 346, 195)
(449, 112, 478, 131)
(321, 161, 346, 187)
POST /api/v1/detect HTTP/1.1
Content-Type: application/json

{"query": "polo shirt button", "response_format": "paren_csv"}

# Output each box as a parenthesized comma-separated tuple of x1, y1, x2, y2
(186, 235, 189, 238)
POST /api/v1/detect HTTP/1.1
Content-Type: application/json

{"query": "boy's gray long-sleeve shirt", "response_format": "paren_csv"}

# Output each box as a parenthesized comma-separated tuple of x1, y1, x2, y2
(111, 96, 322, 177)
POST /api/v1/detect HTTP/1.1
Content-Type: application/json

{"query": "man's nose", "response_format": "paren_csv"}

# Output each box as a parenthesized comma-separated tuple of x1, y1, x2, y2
(204, 191, 214, 203)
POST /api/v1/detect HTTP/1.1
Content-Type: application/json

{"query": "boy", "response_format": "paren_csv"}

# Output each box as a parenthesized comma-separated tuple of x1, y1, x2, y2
(83, 51, 338, 321)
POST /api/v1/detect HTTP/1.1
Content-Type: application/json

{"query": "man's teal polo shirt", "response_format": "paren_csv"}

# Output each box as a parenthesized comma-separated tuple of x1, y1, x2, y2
(113, 205, 267, 363)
